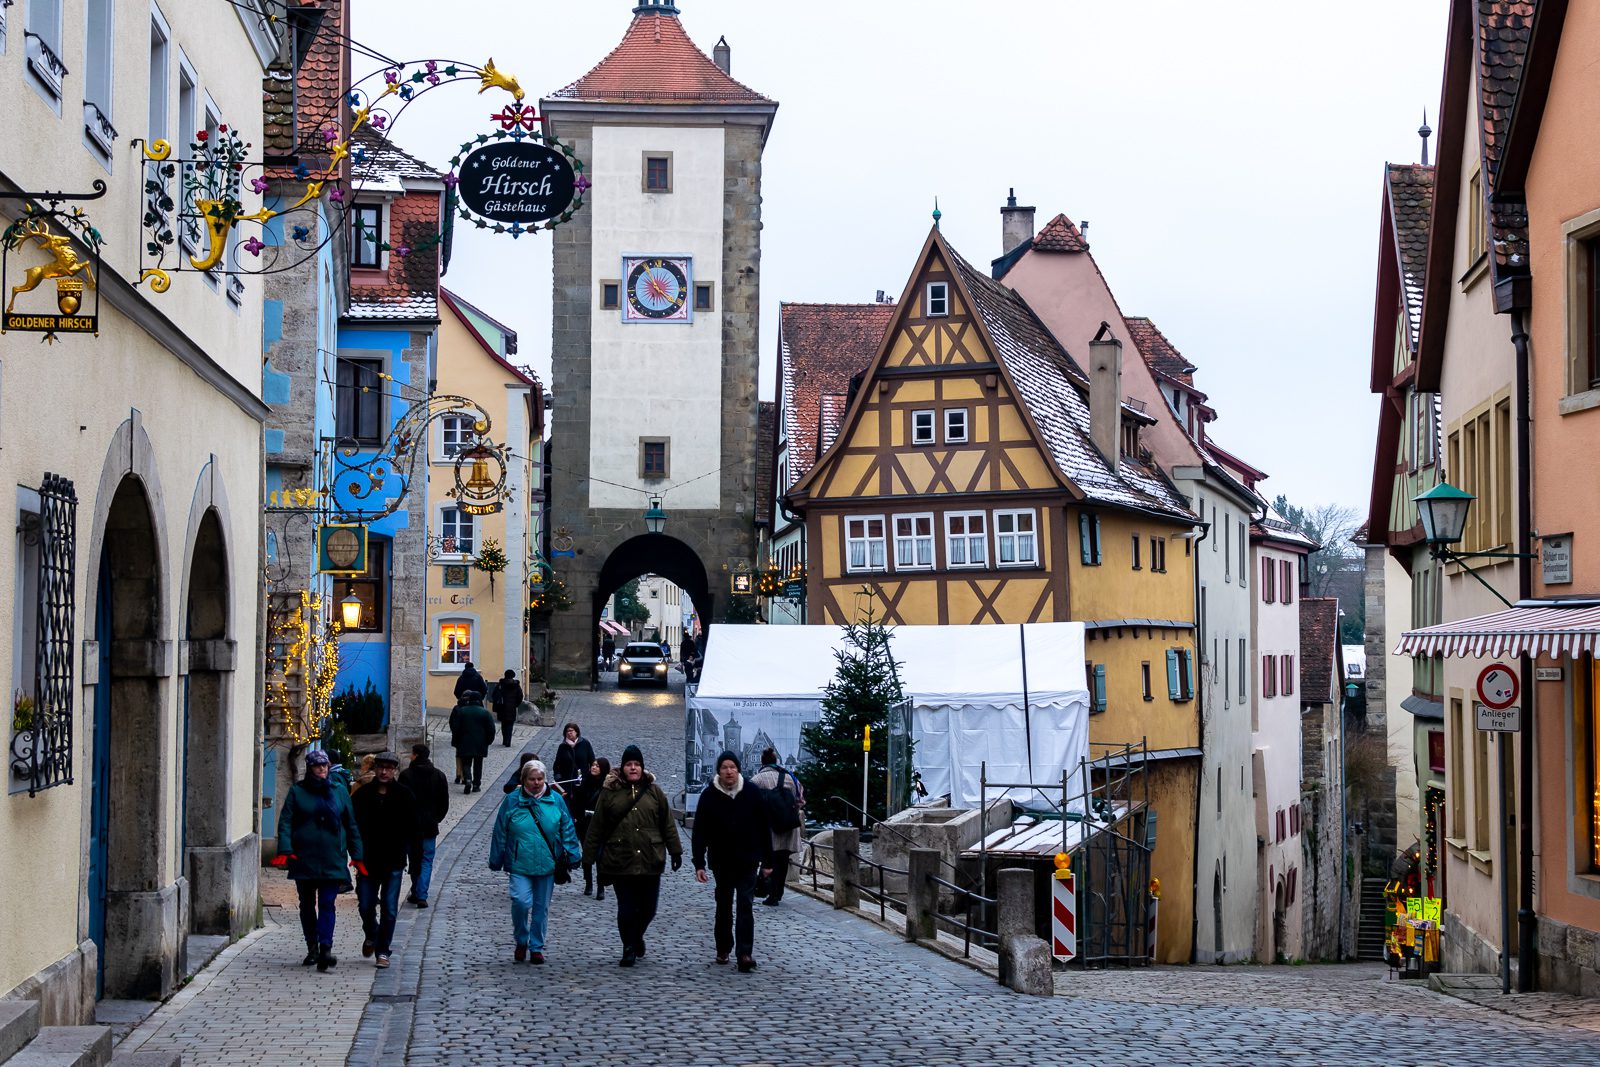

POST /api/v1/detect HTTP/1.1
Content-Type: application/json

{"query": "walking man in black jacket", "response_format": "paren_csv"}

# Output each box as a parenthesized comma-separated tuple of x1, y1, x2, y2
(398, 743, 449, 908)
(692, 751, 772, 972)
(351, 752, 418, 968)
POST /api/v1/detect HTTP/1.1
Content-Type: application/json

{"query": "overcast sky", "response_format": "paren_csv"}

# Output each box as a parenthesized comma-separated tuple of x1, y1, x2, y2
(353, 1, 1449, 513)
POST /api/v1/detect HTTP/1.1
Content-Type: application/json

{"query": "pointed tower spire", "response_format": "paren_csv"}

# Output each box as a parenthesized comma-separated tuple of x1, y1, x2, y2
(1418, 109, 1432, 167)
(932, 197, 942, 230)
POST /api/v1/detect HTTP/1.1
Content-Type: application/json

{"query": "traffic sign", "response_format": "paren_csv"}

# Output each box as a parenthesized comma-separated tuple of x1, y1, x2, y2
(1476, 703, 1521, 733)
(1476, 663, 1519, 710)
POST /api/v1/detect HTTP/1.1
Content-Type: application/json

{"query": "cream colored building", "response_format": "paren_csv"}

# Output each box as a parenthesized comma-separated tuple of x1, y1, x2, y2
(424, 290, 542, 711)
(639, 575, 684, 655)
(0, 0, 272, 1019)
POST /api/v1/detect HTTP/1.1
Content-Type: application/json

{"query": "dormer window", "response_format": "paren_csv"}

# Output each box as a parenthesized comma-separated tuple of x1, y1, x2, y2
(1121, 420, 1140, 458)
(351, 204, 383, 268)
(926, 282, 949, 317)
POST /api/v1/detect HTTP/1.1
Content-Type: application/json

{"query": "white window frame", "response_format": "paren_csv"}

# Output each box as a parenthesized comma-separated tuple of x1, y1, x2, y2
(994, 508, 1038, 567)
(436, 616, 476, 670)
(943, 408, 968, 444)
(437, 505, 477, 560)
(437, 412, 477, 462)
(24, 0, 65, 105)
(148, 5, 170, 144)
(82, 0, 115, 160)
(176, 56, 199, 255)
(844, 516, 887, 573)
(892, 513, 935, 571)
(349, 200, 390, 270)
(910, 410, 935, 446)
(945, 511, 987, 568)
(926, 281, 949, 317)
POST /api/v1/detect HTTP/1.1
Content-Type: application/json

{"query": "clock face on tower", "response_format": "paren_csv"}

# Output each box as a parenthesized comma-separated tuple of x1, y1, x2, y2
(622, 256, 692, 322)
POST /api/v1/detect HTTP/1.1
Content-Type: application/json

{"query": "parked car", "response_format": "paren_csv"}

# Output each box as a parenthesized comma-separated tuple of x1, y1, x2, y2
(616, 642, 670, 688)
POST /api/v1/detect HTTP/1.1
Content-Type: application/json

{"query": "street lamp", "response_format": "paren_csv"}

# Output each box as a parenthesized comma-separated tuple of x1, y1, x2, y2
(339, 592, 362, 630)
(643, 496, 666, 535)
(1414, 482, 1475, 549)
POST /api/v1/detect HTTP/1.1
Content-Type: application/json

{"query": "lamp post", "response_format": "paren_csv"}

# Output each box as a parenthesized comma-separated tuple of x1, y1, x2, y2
(643, 496, 666, 535)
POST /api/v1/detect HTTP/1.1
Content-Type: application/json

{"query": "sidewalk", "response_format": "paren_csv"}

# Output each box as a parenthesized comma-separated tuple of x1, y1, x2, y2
(113, 716, 558, 1065)
(1429, 972, 1600, 1033)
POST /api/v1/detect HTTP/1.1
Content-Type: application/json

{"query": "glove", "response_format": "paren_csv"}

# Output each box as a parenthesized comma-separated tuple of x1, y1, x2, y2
(269, 853, 294, 868)
(352, 860, 369, 877)
(671, 854, 682, 872)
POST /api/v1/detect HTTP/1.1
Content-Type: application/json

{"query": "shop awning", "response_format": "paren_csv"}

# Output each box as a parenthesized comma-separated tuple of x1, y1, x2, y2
(1396, 604, 1600, 658)
(599, 620, 629, 637)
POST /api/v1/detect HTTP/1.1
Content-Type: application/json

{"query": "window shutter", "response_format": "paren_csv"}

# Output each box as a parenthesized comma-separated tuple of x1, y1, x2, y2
(1092, 516, 1103, 564)
(1285, 654, 1295, 696)
(1166, 649, 1180, 699)
(1263, 655, 1275, 699)
(1079, 513, 1092, 564)
(1093, 664, 1107, 713)
(1180, 649, 1194, 699)
(1282, 561, 1294, 604)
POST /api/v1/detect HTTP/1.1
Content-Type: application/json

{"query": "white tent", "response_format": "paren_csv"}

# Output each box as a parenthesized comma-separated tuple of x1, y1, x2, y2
(686, 623, 1089, 811)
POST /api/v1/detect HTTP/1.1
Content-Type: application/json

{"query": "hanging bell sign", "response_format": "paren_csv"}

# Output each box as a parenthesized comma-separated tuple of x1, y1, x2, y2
(452, 439, 507, 515)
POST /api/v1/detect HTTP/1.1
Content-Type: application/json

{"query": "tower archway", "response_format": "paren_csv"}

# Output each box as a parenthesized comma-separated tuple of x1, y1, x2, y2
(591, 534, 712, 688)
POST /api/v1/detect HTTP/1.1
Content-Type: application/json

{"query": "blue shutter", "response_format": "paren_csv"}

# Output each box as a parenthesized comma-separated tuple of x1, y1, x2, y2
(1166, 649, 1180, 699)
(1093, 664, 1107, 713)
(1181, 649, 1195, 699)
(1092, 516, 1103, 565)
(1079, 513, 1092, 564)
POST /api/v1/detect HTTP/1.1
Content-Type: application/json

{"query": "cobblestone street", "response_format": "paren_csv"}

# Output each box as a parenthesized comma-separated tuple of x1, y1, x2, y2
(119, 678, 1600, 1066)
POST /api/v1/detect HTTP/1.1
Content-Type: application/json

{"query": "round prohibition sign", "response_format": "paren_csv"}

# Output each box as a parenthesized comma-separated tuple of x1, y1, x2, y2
(1476, 663, 1519, 710)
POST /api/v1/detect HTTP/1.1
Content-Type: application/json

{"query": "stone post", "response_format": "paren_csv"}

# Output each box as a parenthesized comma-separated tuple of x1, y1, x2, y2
(833, 828, 860, 910)
(996, 867, 1034, 984)
(906, 848, 941, 942)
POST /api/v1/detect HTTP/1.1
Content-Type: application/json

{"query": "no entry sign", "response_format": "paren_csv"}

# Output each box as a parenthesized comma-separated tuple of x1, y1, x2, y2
(1476, 663, 1518, 710)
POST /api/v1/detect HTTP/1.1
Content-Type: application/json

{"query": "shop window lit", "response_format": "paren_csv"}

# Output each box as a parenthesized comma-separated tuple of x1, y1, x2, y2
(335, 541, 385, 634)
(439, 620, 473, 665)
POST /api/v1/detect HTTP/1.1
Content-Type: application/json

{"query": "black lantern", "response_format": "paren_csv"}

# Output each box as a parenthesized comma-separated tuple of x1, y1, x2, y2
(643, 496, 666, 535)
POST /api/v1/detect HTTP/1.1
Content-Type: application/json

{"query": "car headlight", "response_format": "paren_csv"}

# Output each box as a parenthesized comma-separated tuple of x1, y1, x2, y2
(655, 663, 667, 672)
(619, 663, 631, 672)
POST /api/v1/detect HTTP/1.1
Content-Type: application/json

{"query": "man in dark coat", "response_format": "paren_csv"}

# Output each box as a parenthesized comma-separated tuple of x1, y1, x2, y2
(600, 635, 616, 669)
(351, 752, 418, 968)
(584, 744, 682, 967)
(398, 743, 449, 907)
(450, 692, 496, 793)
(692, 751, 773, 972)
(490, 669, 523, 748)
(454, 661, 486, 702)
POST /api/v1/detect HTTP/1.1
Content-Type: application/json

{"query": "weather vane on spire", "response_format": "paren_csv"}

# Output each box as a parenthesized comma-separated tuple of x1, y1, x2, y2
(932, 197, 942, 229)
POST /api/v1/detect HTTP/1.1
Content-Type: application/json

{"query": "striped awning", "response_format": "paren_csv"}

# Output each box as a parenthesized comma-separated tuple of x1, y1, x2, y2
(599, 619, 629, 637)
(1396, 605, 1600, 658)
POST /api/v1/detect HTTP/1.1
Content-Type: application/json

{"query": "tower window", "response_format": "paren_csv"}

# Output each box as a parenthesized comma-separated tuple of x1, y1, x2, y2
(643, 152, 673, 194)
(601, 281, 620, 310)
(926, 282, 949, 317)
(695, 282, 714, 311)
(640, 438, 669, 479)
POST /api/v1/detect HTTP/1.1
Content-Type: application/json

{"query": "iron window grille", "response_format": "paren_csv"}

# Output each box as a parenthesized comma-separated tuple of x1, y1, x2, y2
(10, 474, 77, 795)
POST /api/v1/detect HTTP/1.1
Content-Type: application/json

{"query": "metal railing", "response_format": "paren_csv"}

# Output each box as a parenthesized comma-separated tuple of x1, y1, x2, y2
(926, 873, 999, 958)
(854, 854, 907, 922)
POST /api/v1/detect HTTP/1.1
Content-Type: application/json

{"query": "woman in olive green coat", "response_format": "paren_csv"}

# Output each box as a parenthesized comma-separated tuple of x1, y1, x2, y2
(582, 744, 681, 966)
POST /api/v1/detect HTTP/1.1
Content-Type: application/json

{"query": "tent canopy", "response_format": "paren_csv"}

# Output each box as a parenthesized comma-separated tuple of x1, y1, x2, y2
(690, 623, 1089, 810)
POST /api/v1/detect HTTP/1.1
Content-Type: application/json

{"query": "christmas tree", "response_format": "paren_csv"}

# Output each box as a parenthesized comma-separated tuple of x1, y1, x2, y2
(798, 600, 905, 825)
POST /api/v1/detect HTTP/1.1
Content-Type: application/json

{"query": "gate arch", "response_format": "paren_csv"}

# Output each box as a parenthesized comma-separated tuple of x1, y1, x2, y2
(591, 534, 712, 687)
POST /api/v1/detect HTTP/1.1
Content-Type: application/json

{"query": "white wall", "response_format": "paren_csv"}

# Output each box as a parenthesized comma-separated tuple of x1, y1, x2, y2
(588, 124, 725, 510)
(1252, 541, 1305, 960)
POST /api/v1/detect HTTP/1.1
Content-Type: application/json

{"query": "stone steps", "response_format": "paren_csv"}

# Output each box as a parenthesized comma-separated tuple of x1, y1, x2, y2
(0, 1005, 178, 1067)
(0, 1002, 40, 1063)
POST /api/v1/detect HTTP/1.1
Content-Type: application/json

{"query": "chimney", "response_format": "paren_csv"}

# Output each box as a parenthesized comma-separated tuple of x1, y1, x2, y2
(1000, 188, 1035, 255)
(713, 35, 731, 74)
(1089, 322, 1123, 464)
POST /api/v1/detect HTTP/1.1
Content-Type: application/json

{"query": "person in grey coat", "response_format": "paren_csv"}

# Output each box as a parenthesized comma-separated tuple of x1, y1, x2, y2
(749, 747, 804, 905)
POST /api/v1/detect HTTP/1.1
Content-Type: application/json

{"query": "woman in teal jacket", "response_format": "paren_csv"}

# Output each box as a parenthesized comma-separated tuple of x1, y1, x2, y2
(274, 750, 364, 971)
(489, 758, 581, 964)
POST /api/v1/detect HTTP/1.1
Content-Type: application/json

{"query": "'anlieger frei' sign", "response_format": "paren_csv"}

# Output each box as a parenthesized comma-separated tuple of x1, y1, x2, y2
(449, 124, 587, 237)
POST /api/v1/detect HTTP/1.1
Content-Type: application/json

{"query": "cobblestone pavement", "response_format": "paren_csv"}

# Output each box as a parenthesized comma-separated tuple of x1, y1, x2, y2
(384, 679, 1600, 1066)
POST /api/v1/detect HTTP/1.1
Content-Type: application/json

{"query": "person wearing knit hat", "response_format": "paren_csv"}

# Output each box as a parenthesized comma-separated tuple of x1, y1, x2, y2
(691, 751, 774, 972)
(273, 748, 364, 972)
(584, 743, 682, 966)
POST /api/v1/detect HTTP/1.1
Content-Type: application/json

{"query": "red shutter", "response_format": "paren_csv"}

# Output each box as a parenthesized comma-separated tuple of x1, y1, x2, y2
(1263, 655, 1275, 698)
(1262, 557, 1274, 603)
(1281, 560, 1294, 604)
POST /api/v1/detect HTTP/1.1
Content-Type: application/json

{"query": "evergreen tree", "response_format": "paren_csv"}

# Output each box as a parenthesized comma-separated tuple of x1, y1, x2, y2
(798, 602, 906, 825)
(613, 578, 651, 628)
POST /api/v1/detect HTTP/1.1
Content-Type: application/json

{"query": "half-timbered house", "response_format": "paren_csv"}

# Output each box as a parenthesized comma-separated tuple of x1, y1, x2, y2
(784, 228, 1202, 958)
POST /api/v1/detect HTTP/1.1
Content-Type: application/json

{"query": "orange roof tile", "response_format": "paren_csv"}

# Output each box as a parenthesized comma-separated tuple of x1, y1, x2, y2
(548, 12, 772, 106)
(1032, 214, 1089, 253)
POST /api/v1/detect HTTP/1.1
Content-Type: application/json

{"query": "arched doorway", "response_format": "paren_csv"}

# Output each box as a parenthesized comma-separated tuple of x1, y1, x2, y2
(1272, 878, 1287, 963)
(592, 534, 712, 688)
(183, 509, 234, 934)
(91, 476, 172, 999)
(1212, 868, 1224, 957)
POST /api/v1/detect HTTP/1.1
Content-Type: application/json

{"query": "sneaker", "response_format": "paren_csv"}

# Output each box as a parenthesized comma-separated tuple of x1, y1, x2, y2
(761, 898, 782, 907)
(515, 945, 528, 963)
(619, 950, 636, 967)
(361, 938, 375, 958)
(530, 952, 545, 965)
(736, 956, 757, 973)
(715, 954, 730, 965)
(375, 953, 391, 969)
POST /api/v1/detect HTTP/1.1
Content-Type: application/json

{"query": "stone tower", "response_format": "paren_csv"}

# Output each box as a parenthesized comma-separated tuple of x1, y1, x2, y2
(541, 3, 777, 684)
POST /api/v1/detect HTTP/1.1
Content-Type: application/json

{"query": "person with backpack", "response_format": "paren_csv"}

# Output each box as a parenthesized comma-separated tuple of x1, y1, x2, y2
(748, 747, 805, 905)
(450, 690, 496, 794)
(490, 669, 523, 748)
(691, 751, 773, 972)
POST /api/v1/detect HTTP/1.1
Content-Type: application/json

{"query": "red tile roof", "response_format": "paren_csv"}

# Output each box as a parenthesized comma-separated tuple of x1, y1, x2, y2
(548, 12, 772, 106)
(1299, 597, 1340, 703)
(1031, 214, 1089, 253)
(1123, 317, 1195, 385)
(779, 303, 895, 487)
(1385, 163, 1436, 351)
(1475, 1, 1534, 273)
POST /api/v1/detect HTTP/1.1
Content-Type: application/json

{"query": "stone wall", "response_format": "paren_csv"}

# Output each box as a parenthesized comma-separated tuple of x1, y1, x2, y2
(1535, 914, 1600, 997)
(387, 326, 432, 751)
(1362, 545, 1398, 873)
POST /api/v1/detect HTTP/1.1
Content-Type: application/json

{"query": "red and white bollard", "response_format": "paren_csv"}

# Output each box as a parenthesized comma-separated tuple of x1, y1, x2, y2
(1147, 877, 1162, 962)
(1051, 853, 1076, 961)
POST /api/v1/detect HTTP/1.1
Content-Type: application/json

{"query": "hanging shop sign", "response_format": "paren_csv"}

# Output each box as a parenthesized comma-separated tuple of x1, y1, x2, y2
(2, 185, 106, 341)
(449, 119, 586, 236)
(1541, 533, 1573, 586)
(317, 523, 369, 575)
(731, 573, 753, 595)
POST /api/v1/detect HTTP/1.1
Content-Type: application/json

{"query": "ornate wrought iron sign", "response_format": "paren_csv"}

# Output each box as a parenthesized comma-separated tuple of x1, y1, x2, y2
(2, 182, 104, 341)
(454, 133, 580, 230)
(316, 523, 369, 575)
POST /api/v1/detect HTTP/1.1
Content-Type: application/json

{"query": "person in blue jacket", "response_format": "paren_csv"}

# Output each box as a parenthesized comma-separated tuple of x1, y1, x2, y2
(489, 758, 581, 964)
(274, 749, 364, 972)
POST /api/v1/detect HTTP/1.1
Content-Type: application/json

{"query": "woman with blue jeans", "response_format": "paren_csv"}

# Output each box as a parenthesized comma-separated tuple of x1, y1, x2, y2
(274, 749, 364, 972)
(489, 759, 581, 964)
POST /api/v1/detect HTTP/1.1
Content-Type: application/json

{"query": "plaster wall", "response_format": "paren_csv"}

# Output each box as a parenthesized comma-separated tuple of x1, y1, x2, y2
(1251, 541, 1304, 960)
(588, 125, 725, 511)
(1522, 4, 1600, 944)
(1391, 549, 1423, 845)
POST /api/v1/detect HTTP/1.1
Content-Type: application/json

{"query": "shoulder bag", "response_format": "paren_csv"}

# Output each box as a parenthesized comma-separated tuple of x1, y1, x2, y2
(533, 800, 572, 885)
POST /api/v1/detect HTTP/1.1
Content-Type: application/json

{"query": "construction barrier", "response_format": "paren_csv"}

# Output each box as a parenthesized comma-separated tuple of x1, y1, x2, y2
(1051, 867, 1076, 961)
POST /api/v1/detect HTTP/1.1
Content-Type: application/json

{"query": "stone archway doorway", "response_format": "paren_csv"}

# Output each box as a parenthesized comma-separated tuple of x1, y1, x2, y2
(90, 476, 173, 1000)
(592, 534, 712, 688)
(183, 508, 238, 935)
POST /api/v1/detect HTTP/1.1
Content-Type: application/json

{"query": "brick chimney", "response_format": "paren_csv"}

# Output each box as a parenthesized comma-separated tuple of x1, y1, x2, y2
(1089, 322, 1123, 464)
(713, 36, 731, 74)
(1000, 188, 1035, 255)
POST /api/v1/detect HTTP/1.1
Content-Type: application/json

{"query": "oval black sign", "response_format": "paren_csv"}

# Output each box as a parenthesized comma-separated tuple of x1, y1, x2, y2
(456, 141, 576, 225)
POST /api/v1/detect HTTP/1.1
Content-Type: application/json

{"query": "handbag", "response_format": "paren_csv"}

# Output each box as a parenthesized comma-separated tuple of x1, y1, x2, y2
(534, 803, 572, 885)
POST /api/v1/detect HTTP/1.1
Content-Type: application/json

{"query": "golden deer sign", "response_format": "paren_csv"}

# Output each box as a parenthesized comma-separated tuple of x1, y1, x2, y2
(6, 218, 94, 314)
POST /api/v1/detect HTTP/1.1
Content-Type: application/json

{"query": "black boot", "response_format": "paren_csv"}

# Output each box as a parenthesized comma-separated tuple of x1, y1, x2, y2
(583, 866, 593, 896)
(595, 883, 605, 901)
(302, 941, 319, 966)
(316, 944, 338, 972)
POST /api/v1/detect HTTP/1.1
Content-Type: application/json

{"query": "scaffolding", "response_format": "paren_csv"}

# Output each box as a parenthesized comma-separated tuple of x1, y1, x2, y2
(974, 738, 1153, 966)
